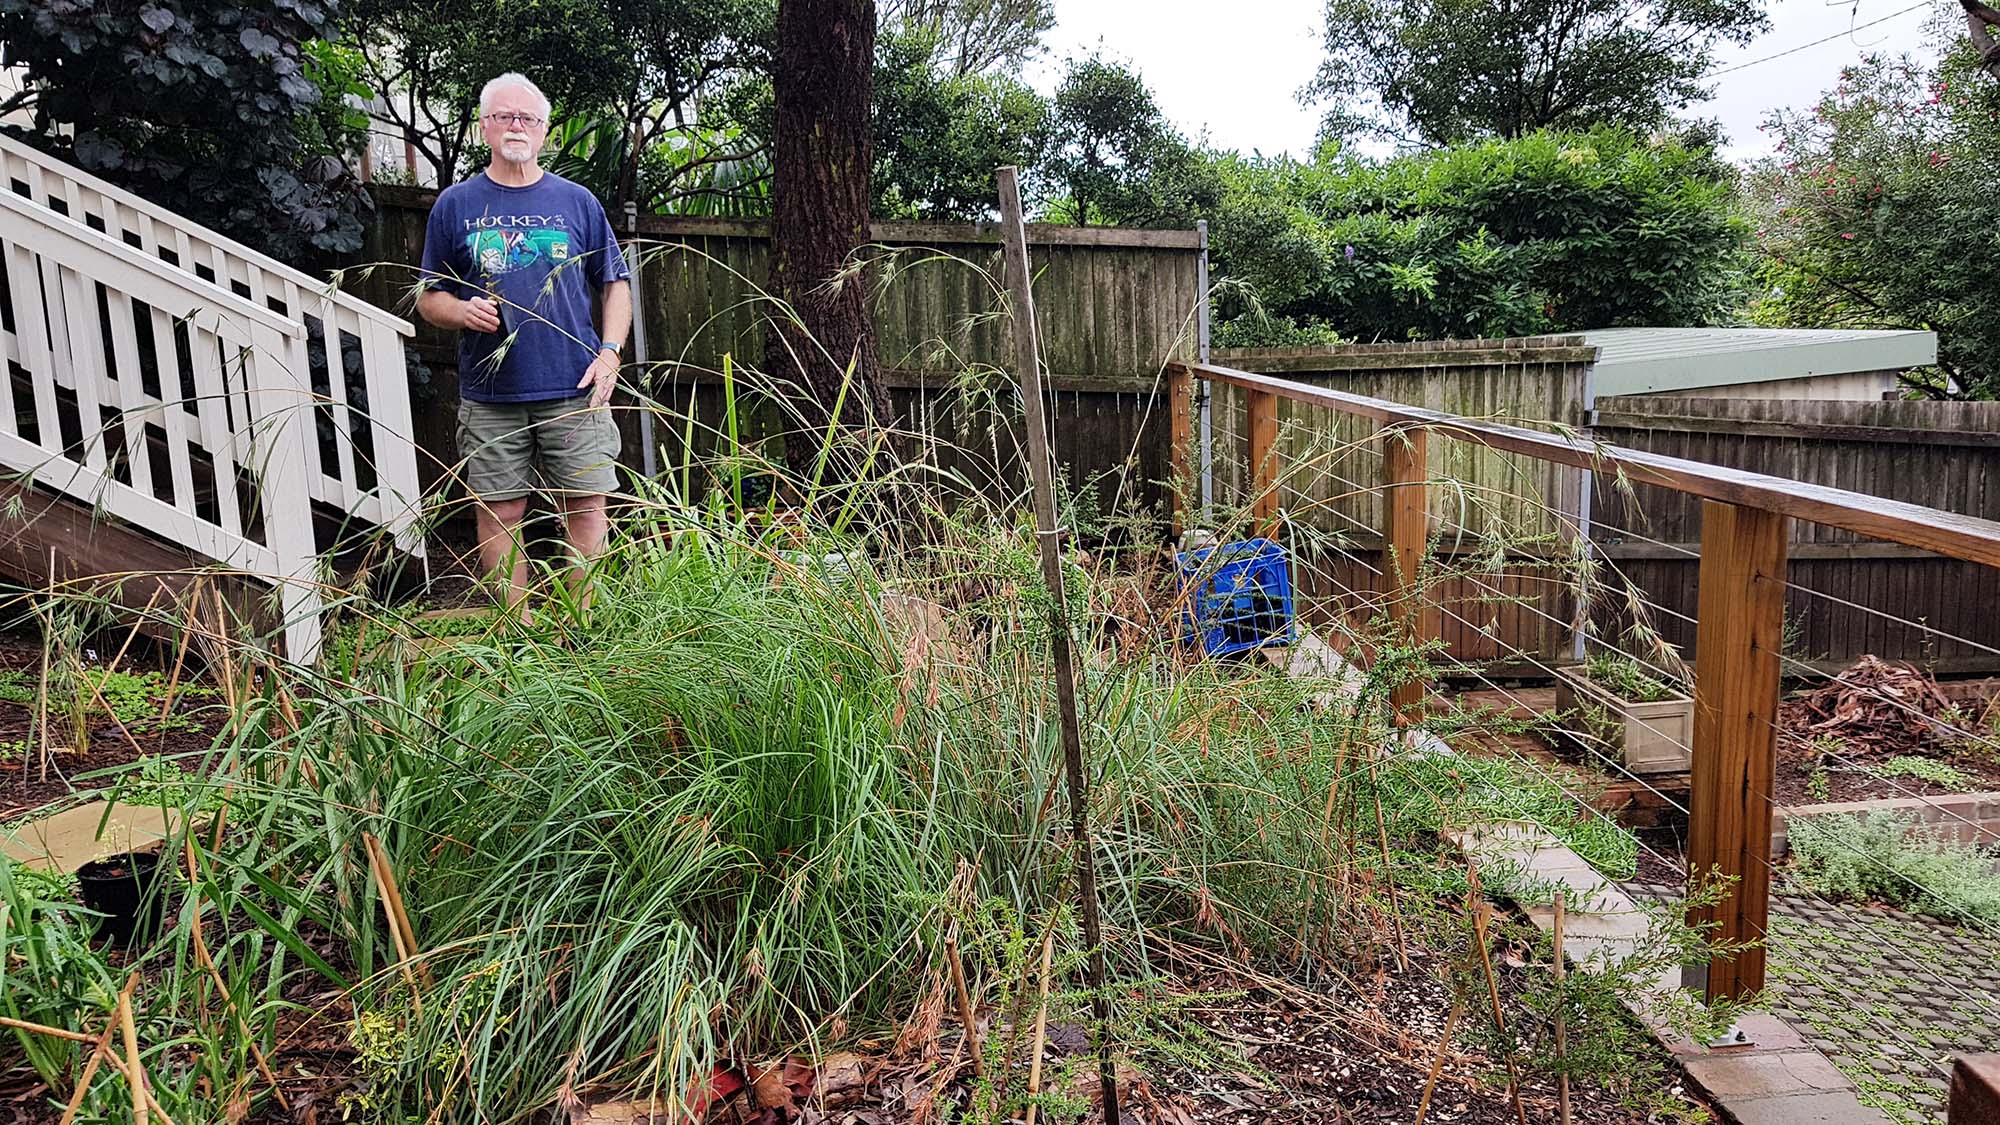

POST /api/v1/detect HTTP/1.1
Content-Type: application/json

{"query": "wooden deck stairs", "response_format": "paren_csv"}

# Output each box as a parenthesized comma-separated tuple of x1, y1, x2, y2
(0, 134, 424, 659)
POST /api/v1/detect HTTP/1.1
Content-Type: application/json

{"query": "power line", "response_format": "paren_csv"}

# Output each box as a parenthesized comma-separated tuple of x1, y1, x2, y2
(1707, 1, 1934, 77)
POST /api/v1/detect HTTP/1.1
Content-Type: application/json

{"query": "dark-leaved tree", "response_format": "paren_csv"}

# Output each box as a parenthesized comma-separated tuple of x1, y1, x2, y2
(1307, 0, 1768, 146)
(0, 0, 372, 259)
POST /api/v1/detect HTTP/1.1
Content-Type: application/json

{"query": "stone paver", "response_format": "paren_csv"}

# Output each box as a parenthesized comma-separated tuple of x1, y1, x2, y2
(1628, 880, 2000, 1125)
(1, 799, 185, 872)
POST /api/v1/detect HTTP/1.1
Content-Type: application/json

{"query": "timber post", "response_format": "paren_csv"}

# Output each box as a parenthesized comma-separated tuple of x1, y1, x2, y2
(1170, 364, 1194, 536)
(1383, 424, 1435, 722)
(1248, 389, 1280, 538)
(1687, 499, 1789, 1002)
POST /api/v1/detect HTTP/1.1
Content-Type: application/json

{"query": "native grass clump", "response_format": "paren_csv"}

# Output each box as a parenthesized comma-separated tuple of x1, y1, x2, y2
(0, 486, 1725, 1123)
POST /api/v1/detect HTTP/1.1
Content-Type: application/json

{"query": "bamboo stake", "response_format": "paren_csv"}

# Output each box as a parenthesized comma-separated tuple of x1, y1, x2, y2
(1021, 925, 1058, 1125)
(365, 833, 430, 999)
(184, 838, 290, 1110)
(995, 164, 1118, 1125)
(58, 1012, 117, 1125)
(1467, 871, 1527, 1125)
(1366, 749, 1410, 972)
(1412, 996, 1462, 1125)
(157, 582, 197, 724)
(60, 973, 140, 1125)
(944, 931, 984, 1078)
(106, 587, 163, 673)
(1554, 890, 1571, 1125)
(117, 982, 147, 1125)
(0, 1014, 95, 1042)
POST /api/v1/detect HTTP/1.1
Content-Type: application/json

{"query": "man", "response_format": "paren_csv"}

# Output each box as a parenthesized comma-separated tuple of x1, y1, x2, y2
(416, 72, 632, 616)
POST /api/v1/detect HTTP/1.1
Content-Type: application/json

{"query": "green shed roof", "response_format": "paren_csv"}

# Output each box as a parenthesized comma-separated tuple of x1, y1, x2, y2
(1580, 328, 1937, 397)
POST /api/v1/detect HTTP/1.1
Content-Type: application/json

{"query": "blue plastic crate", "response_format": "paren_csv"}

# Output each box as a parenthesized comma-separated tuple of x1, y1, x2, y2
(1177, 537, 1296, 656)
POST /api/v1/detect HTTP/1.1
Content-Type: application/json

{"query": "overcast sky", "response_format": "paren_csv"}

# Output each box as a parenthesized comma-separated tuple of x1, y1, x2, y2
(1024, 0, 1944, 166)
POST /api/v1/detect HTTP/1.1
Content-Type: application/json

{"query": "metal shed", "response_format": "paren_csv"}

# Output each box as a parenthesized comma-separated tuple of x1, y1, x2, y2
(1581, 327, 1937, 400)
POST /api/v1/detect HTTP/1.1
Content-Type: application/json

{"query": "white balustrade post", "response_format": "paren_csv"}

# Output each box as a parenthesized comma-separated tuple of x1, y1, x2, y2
(245, 320, 323, 663)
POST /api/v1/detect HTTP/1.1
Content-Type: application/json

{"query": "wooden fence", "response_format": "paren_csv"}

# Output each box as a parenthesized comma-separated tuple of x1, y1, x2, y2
(1592, 396, 2000, 673)
(355, 187, 1205, 520)
(1205, 339, 1593, 667)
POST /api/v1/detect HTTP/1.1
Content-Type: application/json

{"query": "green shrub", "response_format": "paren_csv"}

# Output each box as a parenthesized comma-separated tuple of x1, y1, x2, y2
(1582, 652, 1677, 704)
(1787, 810, 2000, 927)
(1208, 128, 1748, 344)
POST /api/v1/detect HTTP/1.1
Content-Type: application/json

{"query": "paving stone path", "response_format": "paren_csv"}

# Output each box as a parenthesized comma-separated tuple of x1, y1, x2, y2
(1628, 880, 2000, 1125)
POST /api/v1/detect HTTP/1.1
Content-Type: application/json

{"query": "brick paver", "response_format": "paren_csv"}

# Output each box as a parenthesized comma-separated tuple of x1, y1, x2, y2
(1629, 880, 2000, 1125)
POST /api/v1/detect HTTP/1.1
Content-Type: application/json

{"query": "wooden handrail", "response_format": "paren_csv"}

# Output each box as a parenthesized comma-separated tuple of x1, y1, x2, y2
(1173, 358, 2000, 1005)
(1172, 360, 2000, 568)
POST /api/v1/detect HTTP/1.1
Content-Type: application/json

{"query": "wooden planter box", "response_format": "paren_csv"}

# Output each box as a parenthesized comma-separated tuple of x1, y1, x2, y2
(1554, 666, 1693, 775)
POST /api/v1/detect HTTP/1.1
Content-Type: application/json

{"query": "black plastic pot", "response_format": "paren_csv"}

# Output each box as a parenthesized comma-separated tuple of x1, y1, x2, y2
(75, 851, 170, 946)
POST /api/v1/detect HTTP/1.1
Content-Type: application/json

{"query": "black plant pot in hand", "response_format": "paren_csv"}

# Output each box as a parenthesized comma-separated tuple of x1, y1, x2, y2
(76, 851, 171, 947)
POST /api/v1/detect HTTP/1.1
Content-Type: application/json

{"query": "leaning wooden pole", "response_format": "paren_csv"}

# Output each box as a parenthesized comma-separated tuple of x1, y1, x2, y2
(995, 165, 1120, 1124)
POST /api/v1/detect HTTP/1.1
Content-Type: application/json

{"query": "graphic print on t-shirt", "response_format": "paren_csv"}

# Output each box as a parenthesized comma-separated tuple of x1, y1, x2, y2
(465, 224, 572, 280)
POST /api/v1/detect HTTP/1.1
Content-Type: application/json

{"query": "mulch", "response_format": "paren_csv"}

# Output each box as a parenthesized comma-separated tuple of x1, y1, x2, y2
(0, 628, 231, 824)
(1772, 658, 2000, 806)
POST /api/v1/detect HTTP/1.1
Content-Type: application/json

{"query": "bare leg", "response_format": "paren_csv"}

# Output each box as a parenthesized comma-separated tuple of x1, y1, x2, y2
(474, 495, 532, 622)
(560, 492, 608, 608)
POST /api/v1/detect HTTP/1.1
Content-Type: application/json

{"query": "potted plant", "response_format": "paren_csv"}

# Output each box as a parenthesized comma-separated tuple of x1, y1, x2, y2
(1555, 652, 1693, 774)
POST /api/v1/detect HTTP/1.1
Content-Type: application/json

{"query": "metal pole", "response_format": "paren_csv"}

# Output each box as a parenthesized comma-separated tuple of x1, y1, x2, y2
(1195, 219, 1213, 518)
(1571, 350, 1596, 662)
(623, 200, 657, 480)
(995, 165, 1120, 1125)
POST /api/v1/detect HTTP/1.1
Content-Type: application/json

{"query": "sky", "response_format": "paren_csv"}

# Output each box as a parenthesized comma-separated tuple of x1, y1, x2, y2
(1025, 0, 1945, 166)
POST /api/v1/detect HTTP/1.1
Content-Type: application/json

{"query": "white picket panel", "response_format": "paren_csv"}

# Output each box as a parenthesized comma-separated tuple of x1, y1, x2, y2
(0, 135, 422, 568)
(0, 134, 425, 659)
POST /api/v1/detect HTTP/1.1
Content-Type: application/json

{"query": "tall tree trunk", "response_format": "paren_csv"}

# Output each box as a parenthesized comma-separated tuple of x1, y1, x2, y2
(766, 0, 891, 474)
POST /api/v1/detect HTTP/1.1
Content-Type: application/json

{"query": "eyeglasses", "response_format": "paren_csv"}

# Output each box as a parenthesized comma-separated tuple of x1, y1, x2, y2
(484, 112, 546, 129)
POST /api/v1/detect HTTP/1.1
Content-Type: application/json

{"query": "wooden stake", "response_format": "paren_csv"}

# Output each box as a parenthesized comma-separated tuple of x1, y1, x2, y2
(58, 1011, 117, 1125)
(1021, 924, 1059, 1125)
(944, 931, 984, 1078)
(1467, 871, 1526, 1125)
(365, 833, 430, 996)
(1366, 749, 1410, 972)
(996, 164, 1119, 1125)
(157, 582, 197, 724)
(0, 1014, 96, 1043)
(1412, 996, 1462, 1125)
(117, 982, 147, 1125)
(1554, 890, 1571, 1125)
(106, 587, 162, 673)
(184, 839, 290, 1110)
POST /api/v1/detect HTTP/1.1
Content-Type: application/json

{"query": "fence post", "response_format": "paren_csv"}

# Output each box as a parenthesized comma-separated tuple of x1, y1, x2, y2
(1688, 499, 1788, 1003)
(1383, 424, 1434, 722)
(1248, 389, 1279, 538)
(1170, 364, 1194, 536)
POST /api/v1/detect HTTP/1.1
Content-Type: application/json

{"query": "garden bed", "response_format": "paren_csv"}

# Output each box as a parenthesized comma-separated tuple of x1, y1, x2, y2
(0, 510, 1731, 1124)
(0, 626, 227, 823)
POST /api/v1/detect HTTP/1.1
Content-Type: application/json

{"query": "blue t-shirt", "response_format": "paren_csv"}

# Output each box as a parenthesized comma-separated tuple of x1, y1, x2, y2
(418, 171, 631, 403)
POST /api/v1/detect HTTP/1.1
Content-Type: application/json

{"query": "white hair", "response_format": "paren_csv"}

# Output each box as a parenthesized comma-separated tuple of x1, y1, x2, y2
(478, 73, 551, 119)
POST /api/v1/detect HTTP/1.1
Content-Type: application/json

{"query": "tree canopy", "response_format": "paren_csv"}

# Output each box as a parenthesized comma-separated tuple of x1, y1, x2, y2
(1306, 0, 1768, 146)
(1748, 47, 2000, 398)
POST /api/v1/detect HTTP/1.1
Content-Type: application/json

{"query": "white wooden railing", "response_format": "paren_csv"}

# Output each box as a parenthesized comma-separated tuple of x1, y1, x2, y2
(0, 133, 424, 661)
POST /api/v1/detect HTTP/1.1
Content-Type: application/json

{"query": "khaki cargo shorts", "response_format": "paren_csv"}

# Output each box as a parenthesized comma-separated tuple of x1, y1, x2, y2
(456, 396, 621, 501)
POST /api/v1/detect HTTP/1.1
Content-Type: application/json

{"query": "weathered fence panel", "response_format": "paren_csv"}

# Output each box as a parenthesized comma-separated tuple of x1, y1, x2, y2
(1205, 340, 1593, 667)
(355, 188, 1202, 521)
(1591, 396, 2000, 671)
